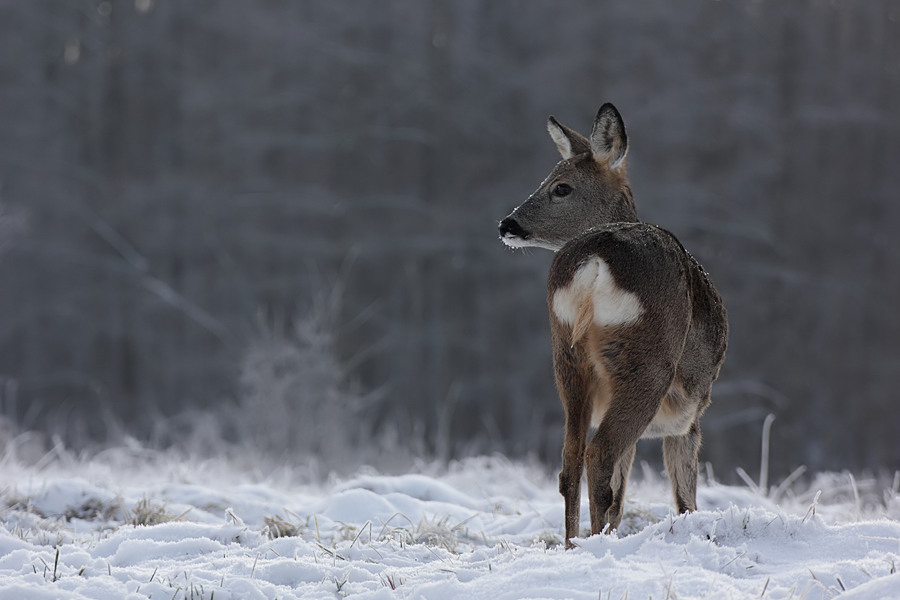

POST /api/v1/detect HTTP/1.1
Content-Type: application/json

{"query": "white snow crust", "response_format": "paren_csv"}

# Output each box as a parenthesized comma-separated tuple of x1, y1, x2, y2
(1, 447, 899, 599)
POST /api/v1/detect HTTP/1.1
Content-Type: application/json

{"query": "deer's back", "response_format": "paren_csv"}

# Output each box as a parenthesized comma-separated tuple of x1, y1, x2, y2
(547, 222, 727, 400)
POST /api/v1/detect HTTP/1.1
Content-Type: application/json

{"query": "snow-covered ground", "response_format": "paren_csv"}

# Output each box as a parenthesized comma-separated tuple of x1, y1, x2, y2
(1, 441, 899, 599)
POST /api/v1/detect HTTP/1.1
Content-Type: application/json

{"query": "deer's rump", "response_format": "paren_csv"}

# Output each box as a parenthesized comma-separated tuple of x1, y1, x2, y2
(547, 221, 728, 424)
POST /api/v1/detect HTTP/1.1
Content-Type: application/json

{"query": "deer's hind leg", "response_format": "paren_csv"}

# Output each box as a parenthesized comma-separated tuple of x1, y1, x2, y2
(663, 418, 702, 513)
(584, 365, 674, 536)
(605, 442, 636, 530)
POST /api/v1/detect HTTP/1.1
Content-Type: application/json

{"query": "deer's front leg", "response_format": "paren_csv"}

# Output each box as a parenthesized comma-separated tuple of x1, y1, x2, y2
(554, 343, 592, 548)
(559, 414, 588, 548)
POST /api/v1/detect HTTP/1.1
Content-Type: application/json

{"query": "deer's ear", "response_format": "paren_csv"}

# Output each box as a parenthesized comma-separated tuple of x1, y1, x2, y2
(590, 103, 628, 169)
(547, 116, 591, 160)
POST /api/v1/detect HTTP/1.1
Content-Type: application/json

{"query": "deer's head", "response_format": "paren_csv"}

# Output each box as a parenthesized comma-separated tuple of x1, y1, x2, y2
(499, 103, 637, 251)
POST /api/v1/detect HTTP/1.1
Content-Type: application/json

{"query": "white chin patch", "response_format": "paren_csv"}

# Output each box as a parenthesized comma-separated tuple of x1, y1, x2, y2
(500, 235, 532, 248)
(500, 235, 560, 251)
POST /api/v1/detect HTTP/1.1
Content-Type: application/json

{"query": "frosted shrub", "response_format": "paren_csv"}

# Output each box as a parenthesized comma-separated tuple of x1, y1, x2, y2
(237, 302, 364, 464)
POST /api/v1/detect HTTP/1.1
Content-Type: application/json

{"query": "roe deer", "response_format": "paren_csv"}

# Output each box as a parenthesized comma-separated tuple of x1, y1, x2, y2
(498, 103, 727, 547)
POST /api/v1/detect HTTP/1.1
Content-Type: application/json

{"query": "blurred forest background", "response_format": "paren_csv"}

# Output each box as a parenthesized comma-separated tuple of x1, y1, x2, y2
(1, 0, 899, 480)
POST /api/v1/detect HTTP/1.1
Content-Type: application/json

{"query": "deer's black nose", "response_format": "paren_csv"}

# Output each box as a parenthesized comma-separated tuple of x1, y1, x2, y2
(498, 217, 527, 239)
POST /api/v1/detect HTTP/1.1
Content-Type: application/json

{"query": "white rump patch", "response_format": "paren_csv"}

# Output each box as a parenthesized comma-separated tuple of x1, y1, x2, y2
(552, 257, 643, 341)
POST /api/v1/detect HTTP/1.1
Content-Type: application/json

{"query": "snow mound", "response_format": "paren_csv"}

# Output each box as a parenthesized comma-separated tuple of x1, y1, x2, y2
(1, 450, 898, 599)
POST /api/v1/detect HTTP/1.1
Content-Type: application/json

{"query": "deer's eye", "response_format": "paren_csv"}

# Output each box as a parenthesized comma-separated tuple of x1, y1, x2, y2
(552, 183, 572, 197)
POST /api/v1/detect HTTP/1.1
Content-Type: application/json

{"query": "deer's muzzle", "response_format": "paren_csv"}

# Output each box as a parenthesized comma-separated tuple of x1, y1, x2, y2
(498, 217, 529, 241)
